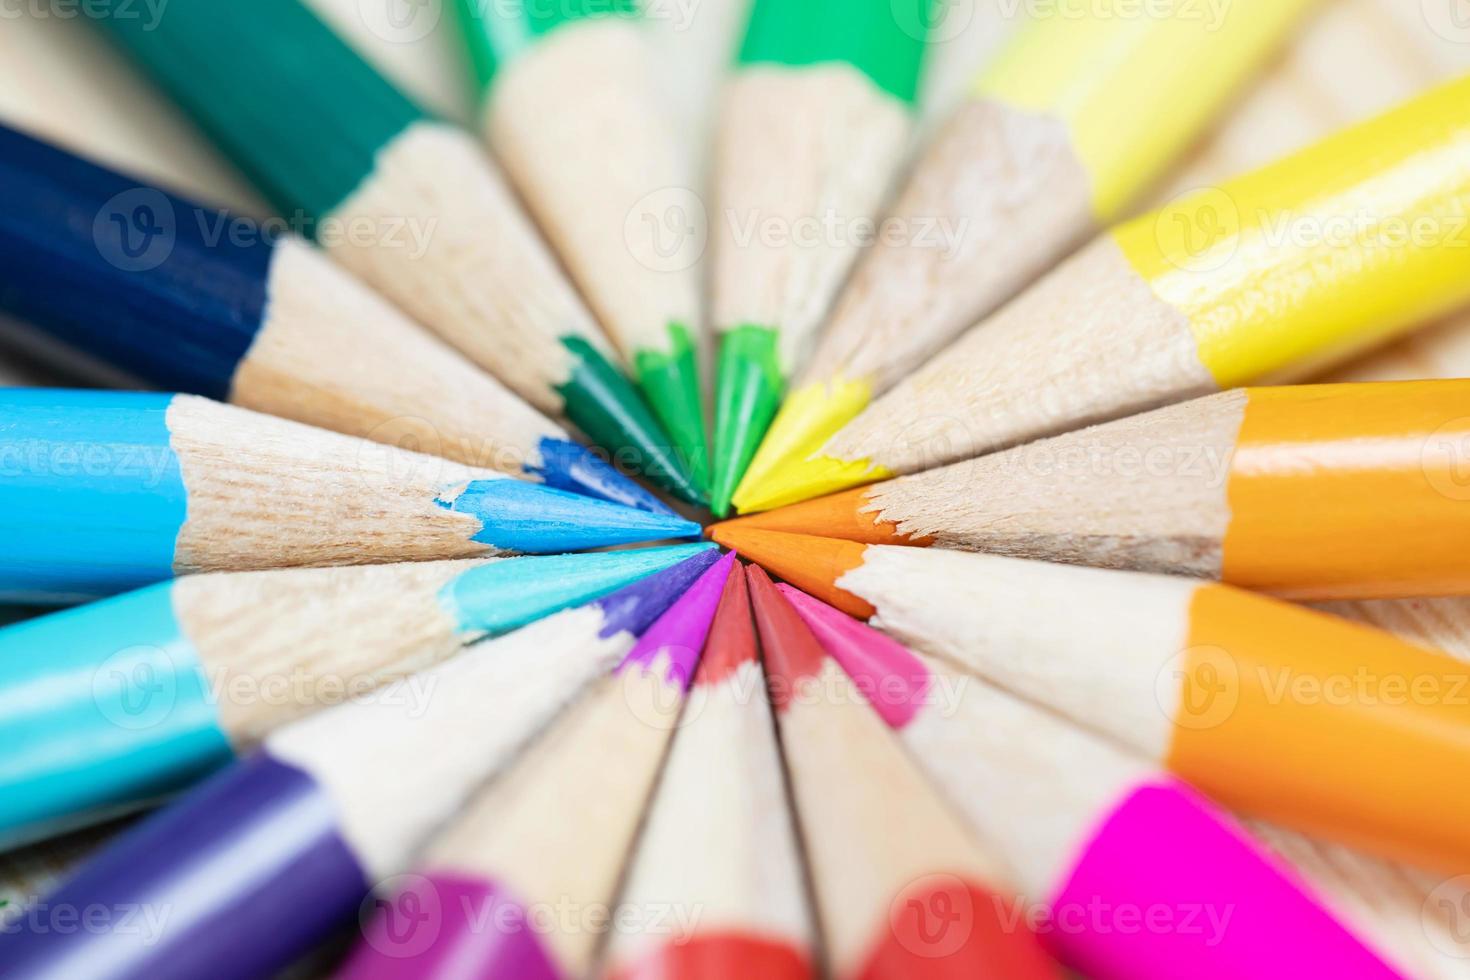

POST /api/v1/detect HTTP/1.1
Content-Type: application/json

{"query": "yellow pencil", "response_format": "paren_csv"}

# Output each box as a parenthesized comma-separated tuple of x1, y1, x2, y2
(744, 73, 1470, 512)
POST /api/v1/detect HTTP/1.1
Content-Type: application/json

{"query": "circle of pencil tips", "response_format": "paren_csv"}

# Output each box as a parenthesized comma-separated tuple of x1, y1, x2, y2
(5, 3, 1470, 978)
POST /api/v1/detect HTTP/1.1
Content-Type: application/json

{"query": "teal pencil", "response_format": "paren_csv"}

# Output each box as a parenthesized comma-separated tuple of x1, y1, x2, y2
(89, 0, 704, 503)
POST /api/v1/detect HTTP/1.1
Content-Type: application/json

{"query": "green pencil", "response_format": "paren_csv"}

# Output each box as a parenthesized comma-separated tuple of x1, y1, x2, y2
(90, 0, 703, 504)
(455, 0, 711, 499)
(708, 0, 932, 516)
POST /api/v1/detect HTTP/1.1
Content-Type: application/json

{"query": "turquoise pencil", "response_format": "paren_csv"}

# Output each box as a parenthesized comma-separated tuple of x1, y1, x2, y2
(89, 0, 703, 504)
(0, 546, 708, 851)
(0, 389, 701, 604)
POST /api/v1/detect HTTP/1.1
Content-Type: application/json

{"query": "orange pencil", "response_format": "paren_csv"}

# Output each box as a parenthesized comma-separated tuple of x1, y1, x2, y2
(715, 527, 1470, 872)
(746, 566, 1059, 979)
(714, 380, 1470, 600)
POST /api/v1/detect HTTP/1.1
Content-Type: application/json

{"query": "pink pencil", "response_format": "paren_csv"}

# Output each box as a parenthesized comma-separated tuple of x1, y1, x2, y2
(779, 585, 1407, 980)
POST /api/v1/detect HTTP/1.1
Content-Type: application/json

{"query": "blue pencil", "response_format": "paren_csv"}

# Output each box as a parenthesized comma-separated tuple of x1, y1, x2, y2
(0, 547, 721, 980)
(0, 122, 672, 516)
(0, 389, 701, 604)
(0, 544, 708, 852)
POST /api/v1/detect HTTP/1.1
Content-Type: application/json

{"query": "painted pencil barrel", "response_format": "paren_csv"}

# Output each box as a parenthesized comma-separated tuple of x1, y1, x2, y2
(1167, 585, 1470, 871)
(0, 583, 230, 851)
(0, 389, 185, 604)
(1220, 383, 1470, 599)
(0, 122, 265, 398)
(0, 753, 369, 980)
(1047, 778, 1400, 979)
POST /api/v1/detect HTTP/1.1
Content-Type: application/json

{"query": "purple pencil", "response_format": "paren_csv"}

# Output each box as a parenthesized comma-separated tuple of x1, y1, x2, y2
(0, 546, 720, 980)
(340, 551, 738, 979)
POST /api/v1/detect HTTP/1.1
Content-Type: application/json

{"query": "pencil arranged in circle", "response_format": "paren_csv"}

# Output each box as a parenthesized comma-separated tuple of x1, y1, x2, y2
(604, 563, 817, 980)
(0, 389, 701, 605)
(719, 379, 1470, 601)
(802, 609, 1403, 978)
(342, 552, 736, 978)
(455, 0, 710, 495)
(0, 549, 722, 980)
(0, 122, 670, 516)
(0, 546, 700, 852)
(761, 538, 1470, 873)
(744, 73, 1470, 511)
(707, 0, 931, 516)
(749, 569, 1060, 979)
(90, 0, 703, 503)
(734, 0, 1315, 514)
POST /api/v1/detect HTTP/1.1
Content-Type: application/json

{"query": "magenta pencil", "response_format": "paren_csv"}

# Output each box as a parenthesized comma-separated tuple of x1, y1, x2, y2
(779, 587, 1407, 980)
(342, 552, 737, 979)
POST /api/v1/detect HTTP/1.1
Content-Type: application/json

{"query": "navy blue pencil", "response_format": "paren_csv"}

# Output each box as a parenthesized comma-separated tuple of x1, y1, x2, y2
(0, 122, 672, 515)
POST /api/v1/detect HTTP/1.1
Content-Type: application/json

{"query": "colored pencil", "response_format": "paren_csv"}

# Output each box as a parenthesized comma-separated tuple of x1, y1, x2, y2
(90, 0, 703, 503)
(0, 545, 702, 852)
(790, 598, 1402, 977)
(0, 122, 670, 515)
(743, 74, 1470, 511)
(719, 379, 1470, 600)
(603, 563, 816, 980)
(748, 568, 1059, 979)
(455, 1, 710, 494)
(707, 0, 930, 516)
(734, 534, 1470, 872)
(341, 552, 736, 978)
(734, 0, 1315, 513)
(0, 548, 721, 980)
(0, 389, 700, 604)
